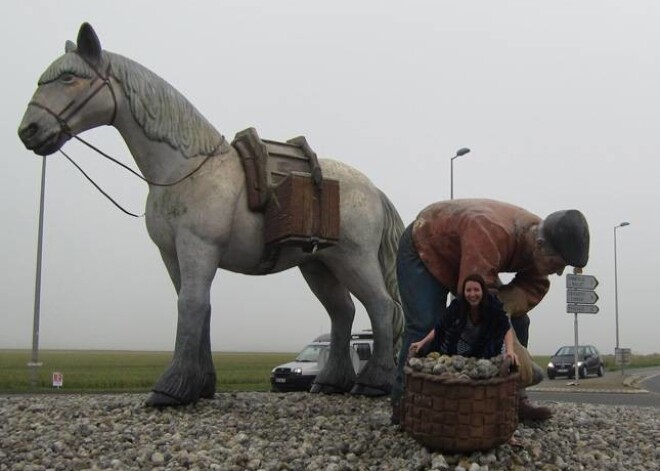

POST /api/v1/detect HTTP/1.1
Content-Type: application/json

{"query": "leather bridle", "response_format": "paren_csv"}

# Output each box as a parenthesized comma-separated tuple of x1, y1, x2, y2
(28, 54, 118, 140)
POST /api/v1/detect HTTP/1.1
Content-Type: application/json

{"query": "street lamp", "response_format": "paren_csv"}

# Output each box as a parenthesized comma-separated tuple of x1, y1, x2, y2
(28, 156, 47, 387)
(614, 221, 630, 373)
(450, 147, 470, 200)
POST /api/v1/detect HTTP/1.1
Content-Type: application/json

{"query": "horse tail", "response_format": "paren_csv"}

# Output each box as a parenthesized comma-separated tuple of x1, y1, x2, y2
(377, 189, 405, 356)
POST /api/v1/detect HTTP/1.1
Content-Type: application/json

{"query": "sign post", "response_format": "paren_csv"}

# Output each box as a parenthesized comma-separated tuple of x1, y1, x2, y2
(569, 311, 579, 385)
(615, 347, 631, 376)
(566, 272, 599, 385)
(52, 371, 63, 388)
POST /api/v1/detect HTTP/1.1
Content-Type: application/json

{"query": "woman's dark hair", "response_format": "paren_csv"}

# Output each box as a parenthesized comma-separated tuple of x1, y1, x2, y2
(460, 273, 490, 313)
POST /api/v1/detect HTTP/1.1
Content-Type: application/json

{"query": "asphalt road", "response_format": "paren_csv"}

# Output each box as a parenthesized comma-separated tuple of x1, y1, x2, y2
(529, 368, 660, 408)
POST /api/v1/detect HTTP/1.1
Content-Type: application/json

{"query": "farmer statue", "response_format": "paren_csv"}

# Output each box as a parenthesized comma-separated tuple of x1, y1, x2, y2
(392, 198, 590, 423)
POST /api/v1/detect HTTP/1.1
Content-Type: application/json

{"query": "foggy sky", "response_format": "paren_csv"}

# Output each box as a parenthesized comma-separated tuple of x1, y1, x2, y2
(1, 1, 658, 356)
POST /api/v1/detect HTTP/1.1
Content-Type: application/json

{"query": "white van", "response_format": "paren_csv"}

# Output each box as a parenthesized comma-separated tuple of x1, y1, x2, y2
(270, 330, 374, 392)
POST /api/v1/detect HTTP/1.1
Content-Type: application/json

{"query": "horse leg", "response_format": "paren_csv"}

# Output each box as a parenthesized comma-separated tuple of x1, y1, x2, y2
(298, 260, 357, 394)
(157, 250, 216, 400)
(146, 241, 219, 407)
(198, 309, 216, 399)
(324, 254, 396, 397)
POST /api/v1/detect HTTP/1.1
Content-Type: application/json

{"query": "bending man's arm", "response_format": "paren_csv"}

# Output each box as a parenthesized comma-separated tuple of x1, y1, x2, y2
(498, 274, 550, 316)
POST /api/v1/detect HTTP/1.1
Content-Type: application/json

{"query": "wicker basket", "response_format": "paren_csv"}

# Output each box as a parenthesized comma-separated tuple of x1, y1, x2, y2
(402, 367, 519, 453)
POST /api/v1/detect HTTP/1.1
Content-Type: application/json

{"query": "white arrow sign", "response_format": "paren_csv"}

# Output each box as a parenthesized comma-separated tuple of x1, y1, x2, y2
(566, 274, 598, 290)
(567, 290, 599, 304)
(566, 304, 599, 314)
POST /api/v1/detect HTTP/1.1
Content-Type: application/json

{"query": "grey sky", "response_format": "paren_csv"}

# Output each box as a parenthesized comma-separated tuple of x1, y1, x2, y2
(2, 1, 657, 355)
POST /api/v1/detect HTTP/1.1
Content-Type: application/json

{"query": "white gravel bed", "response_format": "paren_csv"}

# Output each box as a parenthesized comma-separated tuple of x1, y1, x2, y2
(1, 392, 658, 471)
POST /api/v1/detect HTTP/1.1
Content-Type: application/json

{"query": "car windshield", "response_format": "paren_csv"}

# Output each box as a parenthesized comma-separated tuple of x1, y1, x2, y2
(555, 346, 587, 356)
(295, 344, 327, 362)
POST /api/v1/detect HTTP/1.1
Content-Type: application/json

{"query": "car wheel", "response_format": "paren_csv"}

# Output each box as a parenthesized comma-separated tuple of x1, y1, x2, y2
(547, 370, 555, 380)
(597, 364, 604, 377)
(579, 366, 587, 379)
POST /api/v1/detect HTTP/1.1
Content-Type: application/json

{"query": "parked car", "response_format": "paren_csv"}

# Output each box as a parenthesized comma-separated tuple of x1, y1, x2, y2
(270, 330, 373, 392)
(547, 345, 605, 379)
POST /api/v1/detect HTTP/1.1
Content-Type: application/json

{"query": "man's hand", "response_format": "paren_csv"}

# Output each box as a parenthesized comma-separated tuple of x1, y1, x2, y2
(497, 285, 529, 316)
(505, 350, 519, 366)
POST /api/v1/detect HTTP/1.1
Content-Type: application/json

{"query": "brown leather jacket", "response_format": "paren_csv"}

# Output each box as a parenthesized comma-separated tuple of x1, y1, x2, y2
(412, 199, 550, 316)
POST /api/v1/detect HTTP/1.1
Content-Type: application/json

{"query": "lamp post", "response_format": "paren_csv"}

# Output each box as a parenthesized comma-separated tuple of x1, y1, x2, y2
(448, 147, 470, 303)
(28, 156, 47, 387)
(614, 221, 630, 375)
(450, 147, 471, 200)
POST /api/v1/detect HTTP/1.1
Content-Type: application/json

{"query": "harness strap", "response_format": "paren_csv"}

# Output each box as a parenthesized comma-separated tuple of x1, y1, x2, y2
(73, 134, 219, 187)
(59, 148, 144, 218)
(74, 60, 118, 126)
(28, 59, 117, 147)
(27, 101, 72, 136)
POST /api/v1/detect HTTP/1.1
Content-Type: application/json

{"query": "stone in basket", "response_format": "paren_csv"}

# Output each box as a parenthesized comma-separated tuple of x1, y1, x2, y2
(401, 354, 519, 453)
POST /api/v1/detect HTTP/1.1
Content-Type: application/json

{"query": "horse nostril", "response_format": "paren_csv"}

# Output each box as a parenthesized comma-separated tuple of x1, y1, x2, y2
(18, 123, 39, 141)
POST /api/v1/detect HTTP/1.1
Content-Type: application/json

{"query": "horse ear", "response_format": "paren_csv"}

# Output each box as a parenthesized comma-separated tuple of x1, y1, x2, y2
(65, 40, 76, 53)
(76, 22, 102, 64)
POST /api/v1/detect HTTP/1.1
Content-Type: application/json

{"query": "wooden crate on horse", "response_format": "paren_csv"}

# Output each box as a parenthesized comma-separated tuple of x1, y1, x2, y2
(233, 127, 340, 252)
(265, 172, 339, 251)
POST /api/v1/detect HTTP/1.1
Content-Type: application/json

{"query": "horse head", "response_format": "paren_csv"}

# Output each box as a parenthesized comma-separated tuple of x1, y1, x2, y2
(18, 23, 117, 156)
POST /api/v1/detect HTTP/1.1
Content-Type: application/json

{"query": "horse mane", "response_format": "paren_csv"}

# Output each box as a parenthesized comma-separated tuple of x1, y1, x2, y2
(106, 51, 229, 159)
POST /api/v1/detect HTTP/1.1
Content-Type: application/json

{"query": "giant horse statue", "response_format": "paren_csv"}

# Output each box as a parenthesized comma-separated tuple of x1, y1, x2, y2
(18, 23, 404, 406)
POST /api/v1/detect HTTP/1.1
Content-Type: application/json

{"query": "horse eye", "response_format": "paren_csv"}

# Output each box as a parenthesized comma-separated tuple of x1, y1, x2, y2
(59, 73, 75, 84)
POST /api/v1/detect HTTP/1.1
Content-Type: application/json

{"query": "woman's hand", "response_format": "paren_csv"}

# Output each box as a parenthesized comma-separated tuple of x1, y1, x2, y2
(408, 329, 434, 358)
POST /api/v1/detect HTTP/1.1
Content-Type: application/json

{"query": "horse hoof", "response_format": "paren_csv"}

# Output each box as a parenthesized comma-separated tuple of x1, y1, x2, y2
(200, 374, 216, 399)
(350, 383, 389, 397)
(309, 383, 347, 394)
(145, 391, 186, 407)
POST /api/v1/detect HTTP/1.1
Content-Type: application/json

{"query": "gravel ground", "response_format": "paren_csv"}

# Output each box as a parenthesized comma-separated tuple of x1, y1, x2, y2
(1, 392, 658, 471)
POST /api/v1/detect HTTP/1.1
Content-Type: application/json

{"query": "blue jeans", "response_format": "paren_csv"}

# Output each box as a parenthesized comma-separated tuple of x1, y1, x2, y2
(391, 224, 449, 405)
(510, 314, 530, 347)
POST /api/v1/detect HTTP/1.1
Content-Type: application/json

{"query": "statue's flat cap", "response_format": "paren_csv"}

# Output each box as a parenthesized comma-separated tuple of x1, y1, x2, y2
(542, 210, 590, 267)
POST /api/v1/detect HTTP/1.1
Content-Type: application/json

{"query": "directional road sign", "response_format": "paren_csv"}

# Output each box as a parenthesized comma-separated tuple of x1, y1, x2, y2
(615, 347, 631, 365)
(566, 289, 599, 304)
(566, 274, 598, 290)
(566, 304, 599, 314)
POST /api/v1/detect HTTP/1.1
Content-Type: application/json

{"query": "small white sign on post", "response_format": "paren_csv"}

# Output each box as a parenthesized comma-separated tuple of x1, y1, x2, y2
(615, 348, 631, 365)
(52, 371, 63, 388)
(566, 304, 599, 314)
(566, 274, 599, 290)
(566, 290, 598, 304)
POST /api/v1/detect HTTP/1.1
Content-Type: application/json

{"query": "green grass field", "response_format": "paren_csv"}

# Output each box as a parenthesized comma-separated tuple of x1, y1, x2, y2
(0, 350, 294, 393)
(0, 350, 658, 393)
